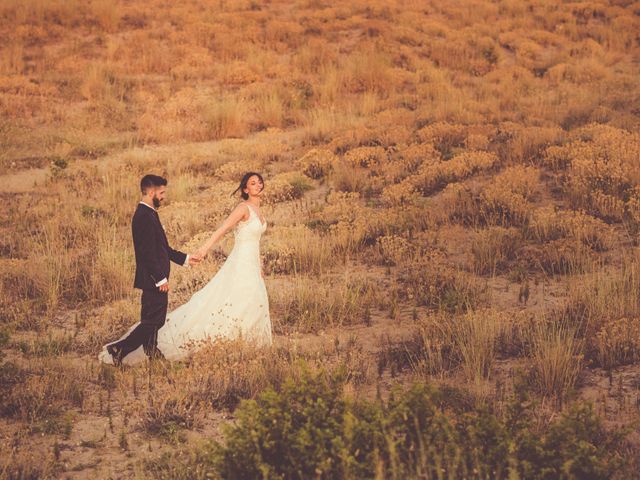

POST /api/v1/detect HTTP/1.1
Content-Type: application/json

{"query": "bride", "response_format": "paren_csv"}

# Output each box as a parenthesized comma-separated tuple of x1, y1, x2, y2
(98, 172, 272, 365)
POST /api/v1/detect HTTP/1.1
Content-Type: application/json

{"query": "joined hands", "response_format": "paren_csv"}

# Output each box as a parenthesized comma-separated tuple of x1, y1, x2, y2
(193, 248, 208, 260)
(188, 254, 203, 266)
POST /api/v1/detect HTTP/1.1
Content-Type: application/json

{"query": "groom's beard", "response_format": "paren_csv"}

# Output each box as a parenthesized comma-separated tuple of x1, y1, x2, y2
(152, 196, 161, 208)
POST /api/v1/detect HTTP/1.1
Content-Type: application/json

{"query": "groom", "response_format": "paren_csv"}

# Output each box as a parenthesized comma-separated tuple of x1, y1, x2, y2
(107, 174, 200, 366)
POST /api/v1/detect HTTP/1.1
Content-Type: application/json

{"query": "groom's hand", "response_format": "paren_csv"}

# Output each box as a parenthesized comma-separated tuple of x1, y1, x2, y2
(188, 254, 202, 266)
(159, 283, 170, 293)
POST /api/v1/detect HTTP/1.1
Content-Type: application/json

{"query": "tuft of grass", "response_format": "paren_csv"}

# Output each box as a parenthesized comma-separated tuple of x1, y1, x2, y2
(271, 274, 376, 333)
(527, 320, 583, 403)
(453, 309, 506, 386)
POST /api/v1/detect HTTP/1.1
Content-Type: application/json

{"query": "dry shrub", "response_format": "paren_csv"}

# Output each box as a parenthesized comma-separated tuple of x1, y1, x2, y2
(377, 234, 417, 266)
(545, 124, 640, 223)
(0, 0, 87, 29)
(406, 315, 456, 377)
(1, 358, 87, 423)
(0, 450, 61, 479)
(342, 48, 393, 96)
(166, 339, 372, 412)
(0, 259, 40, 308)
(271, 274, 376, 333)
(454, 309, 508, 386)
(526, 206, 614, 252)
(295, 38, 336, 74)
(397, 143, 439, 172)
(579, 261, 640, 320)
(315, 191, 388, 253)
(415, 122, 467, 157)
(331, 159, 384, 197)
(203, 96, 249, 140)
(217, 60, 261, 85)
(478, 189, 531, 227)
(434, 183, 475, 224)
(138, 388, 202, 439)
(88, 220, 133, 302)
(465, 133, 490, 150)
(328, 125, 382, 155)
(215, 159, 263, 182)
(113, 30, 176, 74)
(397, 260, 487, 313)
(303, 108, 343, 145)
(139, 91, 248, 143)
(369, 109, 415, 145)
(413, 151, 497, 196)
(474, 166, 537, 226)
(263, 225, 335, 275)
(79, 62, 130, 103)
(560, 254, 640, 359)
(593, 317, 640, 370)
(297, 148, 335, 179)
(382, 310, 513, 384)
(515, 239, 594, 276)
(423, 26, 500, 75)
(497, 30, 563, 71)
(441, 168, 534, 228)
(124, 341, 320, 437)
(472, 227, 522, 276)
(380, 144, 441, 205)
(91, 0, 121, 32)
(377, 313, 458, 379)
(0, 177, 139, 313)
(170, 46, 216, 81)
(24, 216, 89, 311)
(527, 320, 583, 402)
(343, 146, 387, 168)
(188, 342, 288, 407)
(333, 144, 398, 194)
(492, 123, 565, 164)
(261, 172, 312, 204)
(546, 59, 610, 85)
(381, 179, 418, 206)
(493, 165, 541, 199)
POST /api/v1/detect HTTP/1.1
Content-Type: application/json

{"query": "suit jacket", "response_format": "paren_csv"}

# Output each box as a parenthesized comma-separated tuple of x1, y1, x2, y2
(132, 203, 187, 290)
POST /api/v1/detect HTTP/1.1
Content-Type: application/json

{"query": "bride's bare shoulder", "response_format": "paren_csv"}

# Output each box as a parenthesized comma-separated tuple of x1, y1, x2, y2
(232, 202, 250, 219)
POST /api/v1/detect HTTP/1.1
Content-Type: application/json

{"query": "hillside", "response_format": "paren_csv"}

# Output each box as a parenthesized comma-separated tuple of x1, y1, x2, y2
(1, 0, 640, 477)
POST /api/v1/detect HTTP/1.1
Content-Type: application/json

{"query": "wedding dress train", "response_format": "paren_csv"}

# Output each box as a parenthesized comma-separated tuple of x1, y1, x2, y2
(98, 204, 272, 365)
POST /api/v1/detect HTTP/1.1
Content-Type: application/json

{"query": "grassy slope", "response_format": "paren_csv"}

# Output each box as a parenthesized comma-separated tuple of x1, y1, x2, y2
(1, 0, 640, 477)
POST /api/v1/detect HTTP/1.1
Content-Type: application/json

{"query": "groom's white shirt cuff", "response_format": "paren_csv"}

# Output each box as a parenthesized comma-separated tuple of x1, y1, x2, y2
(154, 255, 190, 287)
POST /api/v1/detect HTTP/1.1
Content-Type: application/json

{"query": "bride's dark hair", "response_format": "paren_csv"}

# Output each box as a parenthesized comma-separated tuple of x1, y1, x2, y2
(232, 172, 264, 200)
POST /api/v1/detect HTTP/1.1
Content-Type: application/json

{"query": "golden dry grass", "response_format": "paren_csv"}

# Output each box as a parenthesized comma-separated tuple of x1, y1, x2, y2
(1, 0, 640, 476)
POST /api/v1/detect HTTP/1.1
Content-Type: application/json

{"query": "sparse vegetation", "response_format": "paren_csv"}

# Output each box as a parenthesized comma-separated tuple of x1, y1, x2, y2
(1, 0, 640, 476)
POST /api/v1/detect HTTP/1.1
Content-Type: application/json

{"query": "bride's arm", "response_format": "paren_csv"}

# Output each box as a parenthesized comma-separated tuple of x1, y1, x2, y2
(195, 204, 248, 258)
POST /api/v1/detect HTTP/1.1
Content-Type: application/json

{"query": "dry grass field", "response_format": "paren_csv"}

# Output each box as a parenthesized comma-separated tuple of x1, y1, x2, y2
(1, 0, 640, 478)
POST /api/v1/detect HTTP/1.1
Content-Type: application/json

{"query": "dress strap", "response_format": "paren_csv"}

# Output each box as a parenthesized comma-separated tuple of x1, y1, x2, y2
(245, 203, 265, 225)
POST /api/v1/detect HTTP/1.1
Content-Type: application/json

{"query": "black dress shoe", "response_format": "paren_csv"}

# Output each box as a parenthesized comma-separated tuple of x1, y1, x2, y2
(106, 344, 124, 367)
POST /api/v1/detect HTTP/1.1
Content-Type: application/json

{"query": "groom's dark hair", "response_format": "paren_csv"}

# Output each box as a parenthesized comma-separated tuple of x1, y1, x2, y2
(140, 174, 167, 194)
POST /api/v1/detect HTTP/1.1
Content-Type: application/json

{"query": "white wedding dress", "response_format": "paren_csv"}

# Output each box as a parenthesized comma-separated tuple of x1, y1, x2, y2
(98, 203, 272, 365)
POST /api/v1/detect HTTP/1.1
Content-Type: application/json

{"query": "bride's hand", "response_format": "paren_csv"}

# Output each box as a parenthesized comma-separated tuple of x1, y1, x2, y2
(195, 248, 208, 259)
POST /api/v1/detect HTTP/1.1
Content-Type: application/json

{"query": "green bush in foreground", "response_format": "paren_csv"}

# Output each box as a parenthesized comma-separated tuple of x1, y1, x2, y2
(146, 369, 628, 480)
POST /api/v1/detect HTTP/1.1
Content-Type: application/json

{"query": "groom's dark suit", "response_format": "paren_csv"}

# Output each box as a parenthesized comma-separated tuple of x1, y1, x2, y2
(110, 202, 187, 361)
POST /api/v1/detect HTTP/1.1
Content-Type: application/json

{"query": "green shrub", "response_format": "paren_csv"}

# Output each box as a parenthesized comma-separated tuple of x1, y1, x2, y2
(509, 391, 628, 479)
(214, 368, 347, 479)
(147, 370, 628, 479)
